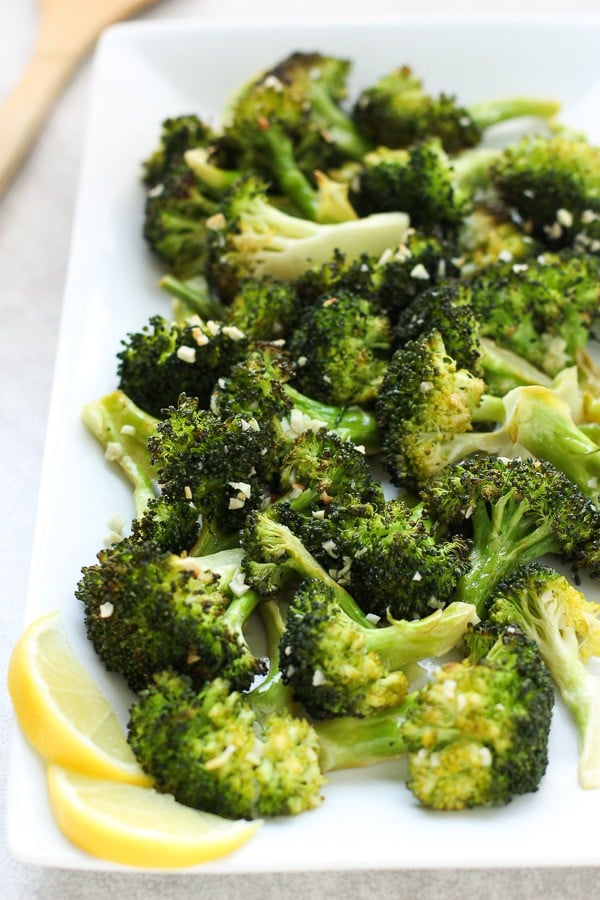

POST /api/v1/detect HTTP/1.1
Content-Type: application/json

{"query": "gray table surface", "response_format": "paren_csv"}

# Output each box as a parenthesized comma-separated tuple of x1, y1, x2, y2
(3, 1, 600, 896)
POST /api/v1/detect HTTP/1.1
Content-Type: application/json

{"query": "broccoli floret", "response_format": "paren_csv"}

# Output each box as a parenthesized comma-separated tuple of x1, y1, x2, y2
(224, 52, 370, 220)
(352, 64, 559, 153)
(458, 205, 541, 273)
(349, 139, 472, 237)
(491, 134, 600, 249)
(376, 330, 508, 489)
(281, 577, 479, 719)
(76, 542, 265, 692)
(422, 455, 600, 616)
(129, 495, 201, 555)
(467, 251, 600, 376)
(276, 427, 385, 517)
(116, 314, 250, 418)
(142, 114, 218, 188)
(224, 276, 302, 341)
(206, 175, 410, 299)
(148, 396, 269, 551)
(315, 623, 554, 809)
(128, 672, 324, 820)
(293, 496, 471, 621)
(210, 344, 381, 461)
(81, 390, 160, 516)
(288, 290, 392, 406)
(489, 564, 600, 788)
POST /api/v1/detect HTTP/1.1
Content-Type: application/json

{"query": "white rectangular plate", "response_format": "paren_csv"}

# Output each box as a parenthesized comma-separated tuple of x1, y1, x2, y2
(8, 16, 600, 873)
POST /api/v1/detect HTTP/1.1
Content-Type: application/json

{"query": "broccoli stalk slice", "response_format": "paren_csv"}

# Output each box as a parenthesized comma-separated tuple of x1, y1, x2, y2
(184, 147, 243, 196)
(316, 700, 416, 771)
(468, 96, 561, 132)
(503, 385, 600, 499)
(282, 383, 381, 453)
(454, 497, 565, 616)
(81, 390, 159, 516)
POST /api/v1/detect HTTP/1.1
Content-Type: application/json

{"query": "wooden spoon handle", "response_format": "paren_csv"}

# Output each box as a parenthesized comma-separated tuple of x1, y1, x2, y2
(0, 44, 83, 196)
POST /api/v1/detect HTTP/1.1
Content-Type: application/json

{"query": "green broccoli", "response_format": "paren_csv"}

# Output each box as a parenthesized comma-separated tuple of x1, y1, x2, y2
(206, 175, 409, 299)
(315, 623, 554, 809)
(128, 671, 325, 820)
(210, 344, 382, 462)
(281, 577, 479, 719)
(421, 455, 600, 616)
(491, 134, 600, 249)
(348, 139, 472, 237)
(142, 114, 219, 188)
(223, 51, 370, 219)
(489, 564, 600, 788)
(352, 64, 559, 153)
(76, 542, 265, 693)
(116, 314, 250, 418)
(287, 290, 392, 406)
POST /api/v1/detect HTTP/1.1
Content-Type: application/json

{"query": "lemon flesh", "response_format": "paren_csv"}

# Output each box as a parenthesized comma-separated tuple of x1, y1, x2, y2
(47, 766, 261, 868)
(8, 611, 150, 785)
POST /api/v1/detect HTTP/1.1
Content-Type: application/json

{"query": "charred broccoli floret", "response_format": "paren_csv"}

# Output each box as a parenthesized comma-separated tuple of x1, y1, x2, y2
(349, 139, 472, 237)
(148, 396, 269, 551)
(281, 577, 478, 719)
(116, 314, 250, 418)
(128, 672, 324, 820)
(76, 543, 265, 692)
(142, 114, 218, 188)
(422, 455, 600, 616)
(210, 344, 381, 460)
(316, 623, 554, 809)
(352, 64, 559, 153)
(223, 52, 369, 220)
(288, 290, 392, 406)
(206, 175, 409, 299)
(490, 134, 600, 250)
(489, 564, 600, 788)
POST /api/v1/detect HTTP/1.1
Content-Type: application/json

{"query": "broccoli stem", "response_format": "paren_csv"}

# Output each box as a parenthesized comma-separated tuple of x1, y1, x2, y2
(159, 274, 225, 321)
(283, 384, 381, 453)
(366, 602, 479, 668)
(308, 83, 372, 161)
(479, 338, 553, 396)
(468, 96, 560, 131)
(315, 700, 416, 771)
(81, 391, 159, 516)
(504, 386, 600, 499)
(260, 127, 323, 221)
(455, 502, 563, 616)
(247, 600, 297, 720)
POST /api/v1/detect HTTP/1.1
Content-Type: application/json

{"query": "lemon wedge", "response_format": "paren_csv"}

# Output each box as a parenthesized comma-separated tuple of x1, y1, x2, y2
(47, 765, 261, 868)
(7, 610, 150, 785)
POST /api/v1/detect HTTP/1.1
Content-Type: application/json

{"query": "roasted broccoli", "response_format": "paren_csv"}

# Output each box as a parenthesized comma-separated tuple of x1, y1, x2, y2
(315, 623, 554, 809)
(142, 114, 219, 188)
(116, 314, 250, 418)
(348, 139, 472, 237)
(287, 289, 392, 406)
(76, 543, 265, 692)
(223, 52, 369, 220)
(489, 564, 600, 788)
(206, 175, 409, 299)
(281, 577, 479, 719)
(422, 455, 600, 616)
(352, 64, 559, 153)
(128, 671, 325, 820)
(210, 343, 382, 462)
(490, 134, 600, 250)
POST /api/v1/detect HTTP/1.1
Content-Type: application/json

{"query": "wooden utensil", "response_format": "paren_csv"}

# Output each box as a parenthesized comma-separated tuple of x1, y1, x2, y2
(0, 0, 160, 196)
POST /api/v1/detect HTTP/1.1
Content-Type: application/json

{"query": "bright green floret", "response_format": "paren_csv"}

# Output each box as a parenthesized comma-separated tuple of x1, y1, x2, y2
(128, 672, 325, 820)
(76, 542, 265, 693)
(489, 563, 600, 789)
(281, 577, 479, 719)
(315, 623, 554, 809)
